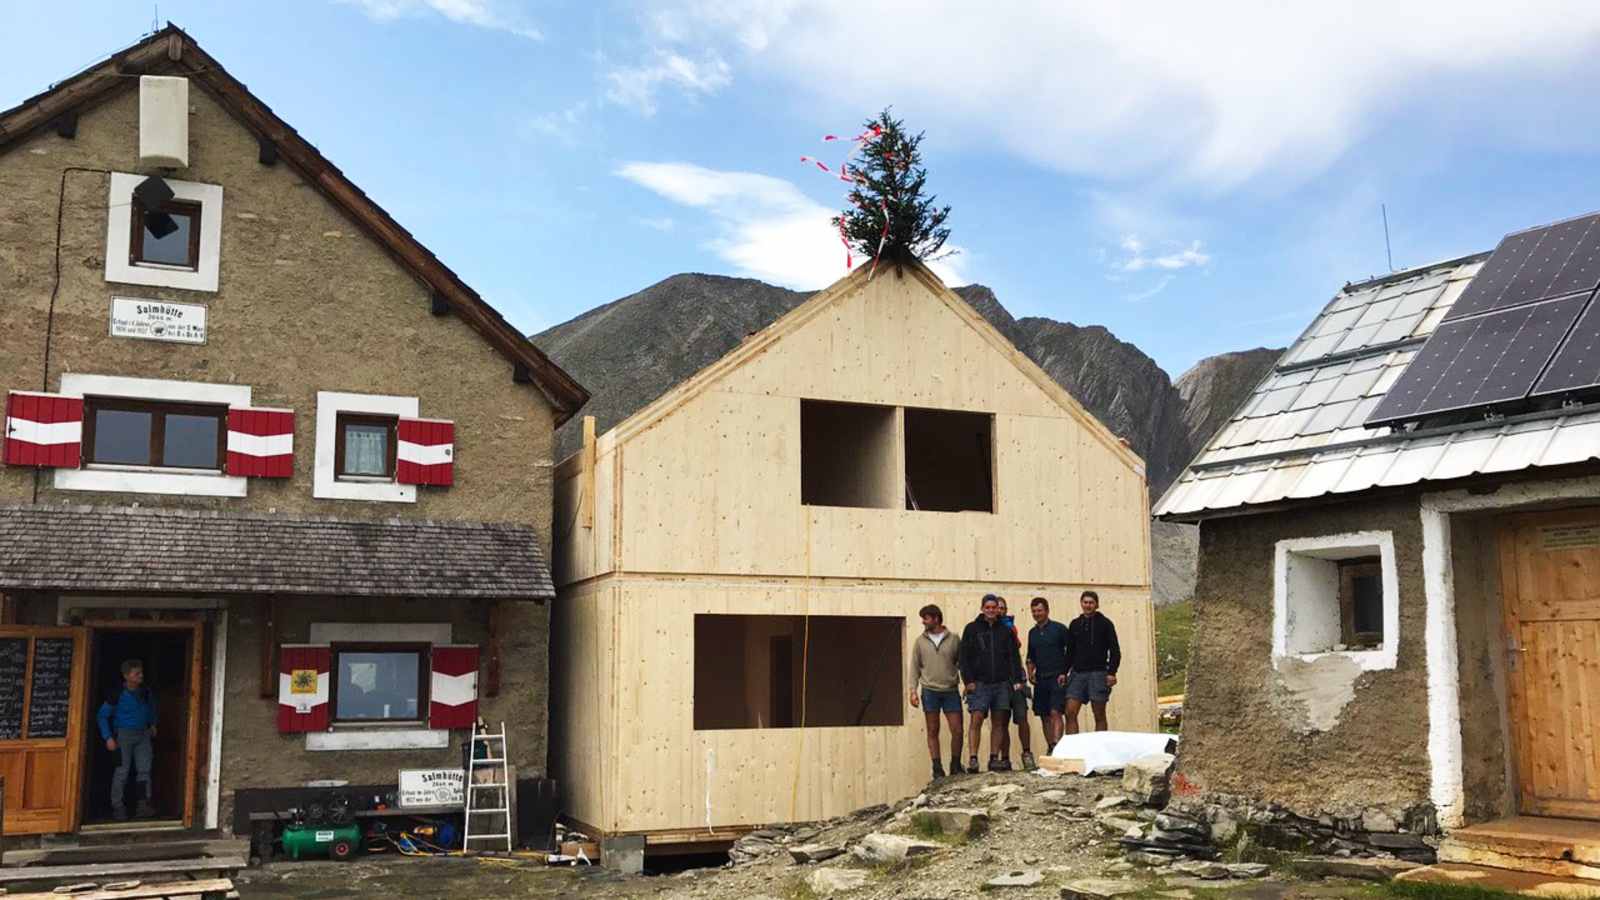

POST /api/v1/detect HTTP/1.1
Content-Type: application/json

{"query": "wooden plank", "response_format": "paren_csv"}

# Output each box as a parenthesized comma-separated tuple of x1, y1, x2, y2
(4, 878, 234, 900)
(581, 416, 597, 529)
(0, 858, 242, 884)
(258, 597, 278, 699)
(183, 620, 203, 830)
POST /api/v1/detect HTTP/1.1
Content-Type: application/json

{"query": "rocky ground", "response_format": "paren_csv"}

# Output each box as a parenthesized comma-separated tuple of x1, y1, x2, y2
(235, 762, 1448, 899)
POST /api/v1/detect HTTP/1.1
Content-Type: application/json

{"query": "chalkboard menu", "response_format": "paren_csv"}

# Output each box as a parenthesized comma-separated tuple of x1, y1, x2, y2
(0, 637, 24, 740)
(26, 637, 74, 739)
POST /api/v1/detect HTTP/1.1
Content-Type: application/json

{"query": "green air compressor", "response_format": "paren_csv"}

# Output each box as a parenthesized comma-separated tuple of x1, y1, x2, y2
(281, 822, 361, 860)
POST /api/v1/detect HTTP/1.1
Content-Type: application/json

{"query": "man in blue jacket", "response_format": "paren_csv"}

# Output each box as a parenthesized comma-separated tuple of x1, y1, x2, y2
(97, 659, 157, 820)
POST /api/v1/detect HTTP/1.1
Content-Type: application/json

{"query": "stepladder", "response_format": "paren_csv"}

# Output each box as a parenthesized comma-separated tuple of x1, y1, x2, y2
(463, 720, 512, 852)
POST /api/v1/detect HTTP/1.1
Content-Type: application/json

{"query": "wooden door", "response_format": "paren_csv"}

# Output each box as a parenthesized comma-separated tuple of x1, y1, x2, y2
(1499, 508, 1600, 819)
(0, 627, 89, 835)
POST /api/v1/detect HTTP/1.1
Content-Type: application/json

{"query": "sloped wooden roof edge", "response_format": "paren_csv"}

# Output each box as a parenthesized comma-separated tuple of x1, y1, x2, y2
(0, 25, 589, 424)
(591, 260, 1147, 480)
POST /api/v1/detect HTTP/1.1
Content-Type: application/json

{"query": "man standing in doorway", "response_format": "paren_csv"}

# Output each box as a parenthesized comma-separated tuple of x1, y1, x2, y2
(994, 597, 1037, 771)
(960, 594, 1024, 773)
(1065, 591, 1121, 734)
(908, 604, 965, 779)
(1026, 597, 1071, 751)
(97, 659, 157, 820)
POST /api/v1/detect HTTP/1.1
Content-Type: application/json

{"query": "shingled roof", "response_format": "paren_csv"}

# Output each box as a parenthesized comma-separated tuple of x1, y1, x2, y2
(0, 505, 553, 601)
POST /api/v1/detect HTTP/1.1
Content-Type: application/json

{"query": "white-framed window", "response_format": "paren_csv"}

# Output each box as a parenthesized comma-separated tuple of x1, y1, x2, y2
(313, 391, 417, 503)
(104, 173, 223, 292)
(1273, 531, 1399, 671)
(305, 622, 450, 751)
(54, 373, 248, 497)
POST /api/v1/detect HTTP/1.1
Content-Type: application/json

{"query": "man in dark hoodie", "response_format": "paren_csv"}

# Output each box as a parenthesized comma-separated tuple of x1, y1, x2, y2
(959, 594, 1025, 773)
(1065, 590, 1121, 734)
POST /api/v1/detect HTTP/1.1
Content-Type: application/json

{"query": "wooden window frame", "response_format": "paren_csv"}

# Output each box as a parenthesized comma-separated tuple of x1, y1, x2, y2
(334, 412, 398, 481)
(129, 198, 204, 270)
(1338, 558, 1384, 648)
(328, 642, 430, 725)
(82, 396, 227, 470)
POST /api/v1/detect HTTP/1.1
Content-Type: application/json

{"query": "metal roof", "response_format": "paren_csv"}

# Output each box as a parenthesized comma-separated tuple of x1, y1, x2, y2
(1155, 254, 1600, 519)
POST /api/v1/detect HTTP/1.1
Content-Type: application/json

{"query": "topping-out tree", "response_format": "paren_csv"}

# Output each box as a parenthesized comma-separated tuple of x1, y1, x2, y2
(836, 109, 953, 270)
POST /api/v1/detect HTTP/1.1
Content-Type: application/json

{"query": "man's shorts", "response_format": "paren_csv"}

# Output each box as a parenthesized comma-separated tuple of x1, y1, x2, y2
(1066, 670, 1113, 704)
(966, 681, 1011, 714)
(1033, 675, 1068, 715)
(919, 688, 962, 714)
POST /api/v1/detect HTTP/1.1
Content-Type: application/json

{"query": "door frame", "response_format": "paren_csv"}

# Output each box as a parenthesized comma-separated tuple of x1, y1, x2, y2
(1496, 505, 1600, 820)
(81, 618, 205, 830)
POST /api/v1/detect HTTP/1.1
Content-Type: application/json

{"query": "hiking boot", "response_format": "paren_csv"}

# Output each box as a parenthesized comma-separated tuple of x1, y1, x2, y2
(968, 755, 980, 773)
(112, 804, 129, 822)
(1022, 751, 1038, 771)
(931, 759, 946, 780)
(949, 758, 966, 776)
(987, 754, 1004, 772)
(135, 798, 156, 818)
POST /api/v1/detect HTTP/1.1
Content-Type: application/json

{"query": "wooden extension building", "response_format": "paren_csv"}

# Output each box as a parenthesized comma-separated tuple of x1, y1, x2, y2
(551, 262, 1157, 863)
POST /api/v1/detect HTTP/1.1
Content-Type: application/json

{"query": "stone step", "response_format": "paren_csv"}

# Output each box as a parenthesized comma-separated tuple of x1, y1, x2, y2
(1440, 815, 1600, 883)
(1397, 862, 1600, 897)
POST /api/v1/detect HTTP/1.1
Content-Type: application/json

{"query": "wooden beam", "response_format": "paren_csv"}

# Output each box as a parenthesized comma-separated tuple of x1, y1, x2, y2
(581, 416, 596, 529)
(485, 601, 503, 698)
(53, 112, 77, 139)
(513, 363, 533, 384)
(0, 594, 15, 625)
(258, 597, 278, 699)
(430, 292, 450, 316)
(257, 136, 277, 166)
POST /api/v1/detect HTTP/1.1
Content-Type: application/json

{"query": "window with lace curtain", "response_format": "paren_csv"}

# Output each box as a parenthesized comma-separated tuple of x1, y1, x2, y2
(335, 412, 396, 480)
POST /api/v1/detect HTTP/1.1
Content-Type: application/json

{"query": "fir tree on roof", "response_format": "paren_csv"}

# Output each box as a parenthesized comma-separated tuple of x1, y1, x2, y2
(837, 109, 953, 271)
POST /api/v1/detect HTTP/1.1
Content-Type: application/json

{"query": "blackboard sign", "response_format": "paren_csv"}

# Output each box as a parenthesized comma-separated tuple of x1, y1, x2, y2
(0, 637, 25, 740)
(26, 637, 74, 739)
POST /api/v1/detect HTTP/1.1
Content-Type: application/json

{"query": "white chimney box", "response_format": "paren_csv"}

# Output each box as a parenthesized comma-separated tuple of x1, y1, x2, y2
(138, 75, 189, 168)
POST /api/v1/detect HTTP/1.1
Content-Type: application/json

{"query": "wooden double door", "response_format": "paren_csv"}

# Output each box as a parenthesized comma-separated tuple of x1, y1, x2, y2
(0, 620, 205, 835)
(1499, 507, 1600, 819)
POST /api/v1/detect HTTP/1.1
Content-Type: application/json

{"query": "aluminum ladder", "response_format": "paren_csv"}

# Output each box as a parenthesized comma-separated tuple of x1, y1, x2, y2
(463, 721, 513, 852)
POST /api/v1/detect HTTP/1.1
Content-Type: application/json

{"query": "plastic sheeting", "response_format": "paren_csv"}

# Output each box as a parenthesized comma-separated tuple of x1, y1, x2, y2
(1043, 731, 1176, 777)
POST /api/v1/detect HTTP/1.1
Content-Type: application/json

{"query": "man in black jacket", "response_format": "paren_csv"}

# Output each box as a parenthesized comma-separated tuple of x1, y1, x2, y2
(1065, 590, 1121, 734)
(959, 594, 1025, 772)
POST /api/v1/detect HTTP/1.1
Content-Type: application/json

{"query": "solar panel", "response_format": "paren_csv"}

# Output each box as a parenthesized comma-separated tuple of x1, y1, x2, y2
(1366, 294, 1588, 425)
(1445, 212, 1600, 321)
(1532, 297, 1600, 397)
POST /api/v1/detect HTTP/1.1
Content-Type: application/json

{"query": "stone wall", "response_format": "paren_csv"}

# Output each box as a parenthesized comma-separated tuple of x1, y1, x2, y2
(1175, 493, 1431, 824)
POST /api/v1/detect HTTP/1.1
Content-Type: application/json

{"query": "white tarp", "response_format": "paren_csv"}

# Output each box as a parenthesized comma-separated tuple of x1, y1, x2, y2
(1043, 731, 1175, 777)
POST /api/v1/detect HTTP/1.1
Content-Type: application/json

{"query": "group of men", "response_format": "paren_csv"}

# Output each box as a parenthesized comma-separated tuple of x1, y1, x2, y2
(907, 591, 1121, 779)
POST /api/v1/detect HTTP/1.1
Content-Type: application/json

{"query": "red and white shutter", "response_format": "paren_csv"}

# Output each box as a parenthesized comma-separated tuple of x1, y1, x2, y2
(226, 407, 294, 478)
(397, 417, 454, 486)
(428, 645, 479, 729)
(4, 391, 83, 468)
(277, 644, 331, 733)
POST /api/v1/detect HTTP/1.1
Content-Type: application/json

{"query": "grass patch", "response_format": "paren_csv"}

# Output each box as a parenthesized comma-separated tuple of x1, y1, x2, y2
(782, 875, 821, 900)
(1155, 600, 1193, 696)
(1375, 881, 1522, 900)
(907, 817, 975, 846)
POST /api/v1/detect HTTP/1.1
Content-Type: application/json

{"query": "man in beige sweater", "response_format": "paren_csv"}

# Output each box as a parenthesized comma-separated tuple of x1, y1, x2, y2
(908, 604, 965, 779)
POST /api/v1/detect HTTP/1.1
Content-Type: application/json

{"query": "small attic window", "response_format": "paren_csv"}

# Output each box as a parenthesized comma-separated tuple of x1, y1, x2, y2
(904, 408, 993, 513)
(1273, 531, 1398, 671)
(131, 197, 202, 269)
(800, 400, 898, 509)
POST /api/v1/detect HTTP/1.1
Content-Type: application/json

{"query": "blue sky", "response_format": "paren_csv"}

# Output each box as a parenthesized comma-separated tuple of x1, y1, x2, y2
(9, 2, 1600, 377)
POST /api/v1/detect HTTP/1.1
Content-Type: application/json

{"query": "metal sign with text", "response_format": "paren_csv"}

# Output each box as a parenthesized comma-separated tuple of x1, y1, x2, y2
(109, 296, 207, 345)
(397, 768, 465, 808)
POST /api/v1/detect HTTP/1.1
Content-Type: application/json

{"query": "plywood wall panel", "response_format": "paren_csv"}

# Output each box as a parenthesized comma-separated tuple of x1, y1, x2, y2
(551, 581, 615, 830)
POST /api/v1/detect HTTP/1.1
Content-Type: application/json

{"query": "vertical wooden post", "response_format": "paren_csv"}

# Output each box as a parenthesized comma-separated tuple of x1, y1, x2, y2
(258, 596, 279, 699)
(485, 601, 504, 698)
(581, 416, 597, 529)
(0, 593, 16, 625)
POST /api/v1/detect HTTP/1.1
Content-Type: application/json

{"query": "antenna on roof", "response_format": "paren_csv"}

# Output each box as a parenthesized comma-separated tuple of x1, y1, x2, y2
(1382, 203, 1395, 273)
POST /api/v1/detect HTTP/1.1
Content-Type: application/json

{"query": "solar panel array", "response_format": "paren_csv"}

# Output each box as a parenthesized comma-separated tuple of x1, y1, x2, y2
(1368, 212, 1600, 427)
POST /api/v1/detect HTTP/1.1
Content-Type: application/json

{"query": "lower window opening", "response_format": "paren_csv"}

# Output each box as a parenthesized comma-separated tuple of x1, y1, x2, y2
(693, 614, 904, 730)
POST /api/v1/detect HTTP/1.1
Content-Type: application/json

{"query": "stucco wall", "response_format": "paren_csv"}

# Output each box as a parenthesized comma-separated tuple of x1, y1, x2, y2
(0, 77, 560, 823)
(1177, 493, 1431, 819)
(0, 80, 556, 545)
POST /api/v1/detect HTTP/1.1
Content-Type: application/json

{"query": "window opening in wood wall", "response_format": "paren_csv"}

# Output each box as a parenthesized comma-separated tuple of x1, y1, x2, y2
(799, 400, 899, 509)
(904, 407, 993, 512)
(693, 614, 903, 730)
(330, 644, 427, 722)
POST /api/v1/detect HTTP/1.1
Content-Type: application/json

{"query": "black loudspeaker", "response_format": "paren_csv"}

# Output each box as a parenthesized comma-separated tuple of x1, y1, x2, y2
(515, 778, 559, 850)
(132, 175, 174, 209)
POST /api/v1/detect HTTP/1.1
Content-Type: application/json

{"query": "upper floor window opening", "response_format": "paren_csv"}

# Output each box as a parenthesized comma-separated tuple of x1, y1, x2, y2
(130, 197, 202, 270)
(83, 396, 225, 471)
(335, 413, 397, 481)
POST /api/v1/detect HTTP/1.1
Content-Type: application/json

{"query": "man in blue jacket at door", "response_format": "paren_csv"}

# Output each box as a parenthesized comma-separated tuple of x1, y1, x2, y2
(97, 659, 158, 820)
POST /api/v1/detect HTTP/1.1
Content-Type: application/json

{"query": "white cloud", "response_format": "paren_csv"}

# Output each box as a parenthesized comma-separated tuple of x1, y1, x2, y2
(606, 51, 731, 115)
(1115, 237, 1211, 273)
(616, 161, 966, 288)
(1126, 275, 1175, 304)
(341, 0, 542, 39)
(634, 216, 677, 231)
(623, 1, 1600, 186)
(525, 101, 590, 145)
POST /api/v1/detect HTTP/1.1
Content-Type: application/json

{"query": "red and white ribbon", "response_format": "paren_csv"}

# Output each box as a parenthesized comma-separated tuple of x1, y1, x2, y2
(799, 123, 889, 275)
